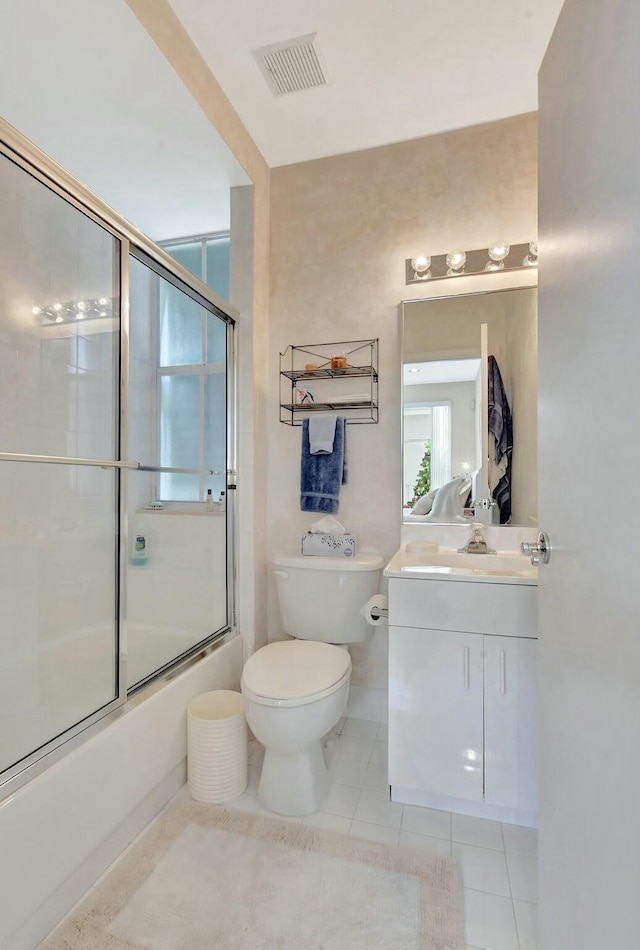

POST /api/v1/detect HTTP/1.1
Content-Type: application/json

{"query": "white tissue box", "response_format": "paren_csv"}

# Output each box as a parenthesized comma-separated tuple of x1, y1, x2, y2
(302, 532, 357, 558)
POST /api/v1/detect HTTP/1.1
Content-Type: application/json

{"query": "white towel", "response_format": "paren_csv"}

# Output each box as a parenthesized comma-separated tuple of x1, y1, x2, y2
(309, 414, 338, 454)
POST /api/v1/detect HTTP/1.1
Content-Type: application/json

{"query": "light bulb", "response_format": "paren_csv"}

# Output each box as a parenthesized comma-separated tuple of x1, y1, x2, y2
(55, 315, 64, 323)
(523, 239, 538, 267)
(53, 302, 63, 311)
(76, 300, 88, 312)
(32, 306, 42, 315)
(485, 260, 503, 272)
(488, 242, 510, 262)
(98, 297, 109, 306)
(446, 249, 466, 272)
(75, 311, 85, 320)
(411, 254, 431, 280)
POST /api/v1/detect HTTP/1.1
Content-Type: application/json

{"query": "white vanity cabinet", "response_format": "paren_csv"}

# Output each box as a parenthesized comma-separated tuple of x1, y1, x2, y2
(388, 574, 538, 826)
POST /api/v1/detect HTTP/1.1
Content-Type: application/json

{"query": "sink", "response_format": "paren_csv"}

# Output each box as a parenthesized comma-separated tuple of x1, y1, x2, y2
(417, 551, 534, 573)
(383, 547, 538, 584)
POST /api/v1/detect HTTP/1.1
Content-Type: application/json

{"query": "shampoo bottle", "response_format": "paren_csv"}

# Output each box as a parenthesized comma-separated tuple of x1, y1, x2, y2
(131, 535, 148, 565)
(206, 488, 214, 511)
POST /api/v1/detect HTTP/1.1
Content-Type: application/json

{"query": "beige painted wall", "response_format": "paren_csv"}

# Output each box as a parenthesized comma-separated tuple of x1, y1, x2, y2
(125, 0, 271, 654)
(269, 114, 538, 680)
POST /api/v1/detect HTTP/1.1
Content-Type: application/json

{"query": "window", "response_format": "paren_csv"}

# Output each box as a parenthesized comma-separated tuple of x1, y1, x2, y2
(157, 234, 230, 502)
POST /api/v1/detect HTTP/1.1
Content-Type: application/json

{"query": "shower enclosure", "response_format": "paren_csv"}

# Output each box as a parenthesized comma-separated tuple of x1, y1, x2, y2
(0, 120, 236, 798)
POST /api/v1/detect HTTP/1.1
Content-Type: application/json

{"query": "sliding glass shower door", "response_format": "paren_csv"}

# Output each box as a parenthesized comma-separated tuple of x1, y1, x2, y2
(0, 122, 236, 796)
(125, 252, 231, 689)
(0, 149, 121, 776)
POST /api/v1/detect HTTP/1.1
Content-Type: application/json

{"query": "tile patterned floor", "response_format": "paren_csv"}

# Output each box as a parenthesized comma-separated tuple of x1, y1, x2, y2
(240, 717, 538, 950)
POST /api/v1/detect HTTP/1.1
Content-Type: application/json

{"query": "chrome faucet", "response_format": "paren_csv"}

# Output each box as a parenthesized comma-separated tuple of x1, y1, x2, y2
(458, 525, 494, 554)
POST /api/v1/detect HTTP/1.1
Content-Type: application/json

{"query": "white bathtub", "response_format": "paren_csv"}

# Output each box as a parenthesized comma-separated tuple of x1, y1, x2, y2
(0, 620, 227, 775)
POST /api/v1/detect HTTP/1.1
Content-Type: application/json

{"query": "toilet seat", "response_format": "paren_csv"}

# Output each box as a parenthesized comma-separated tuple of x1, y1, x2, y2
(241, 640, 351, 709)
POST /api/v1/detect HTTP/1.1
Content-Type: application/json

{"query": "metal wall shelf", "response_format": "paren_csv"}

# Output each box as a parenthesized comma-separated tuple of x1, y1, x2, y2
(279, 339, 379, 426)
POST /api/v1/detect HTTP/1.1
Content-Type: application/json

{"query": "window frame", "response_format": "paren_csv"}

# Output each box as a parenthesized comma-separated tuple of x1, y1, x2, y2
(156, 232, 231, 504)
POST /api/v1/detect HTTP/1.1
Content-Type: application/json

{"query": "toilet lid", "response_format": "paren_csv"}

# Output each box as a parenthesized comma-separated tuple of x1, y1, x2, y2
(242, 641, 351, 701)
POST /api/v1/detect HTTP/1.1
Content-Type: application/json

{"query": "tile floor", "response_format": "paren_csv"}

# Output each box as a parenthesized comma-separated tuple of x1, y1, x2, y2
(238, 717, 538, 950)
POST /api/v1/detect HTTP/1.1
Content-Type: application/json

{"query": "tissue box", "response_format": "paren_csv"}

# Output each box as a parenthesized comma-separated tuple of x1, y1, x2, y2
(302, 532, 357, 558)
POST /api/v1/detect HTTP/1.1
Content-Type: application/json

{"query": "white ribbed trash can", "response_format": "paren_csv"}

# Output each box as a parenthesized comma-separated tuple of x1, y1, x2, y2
(187, 690, 248, 803)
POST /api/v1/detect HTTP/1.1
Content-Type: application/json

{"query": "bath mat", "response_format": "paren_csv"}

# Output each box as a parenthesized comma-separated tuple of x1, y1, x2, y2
(43, 800, 465, 950)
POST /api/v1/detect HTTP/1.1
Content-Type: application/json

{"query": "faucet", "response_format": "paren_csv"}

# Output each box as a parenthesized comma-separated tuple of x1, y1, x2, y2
(458, 524, 494, 554)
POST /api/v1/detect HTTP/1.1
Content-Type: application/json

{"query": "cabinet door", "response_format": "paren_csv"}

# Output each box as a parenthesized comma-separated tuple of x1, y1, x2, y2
(389, 625, 484, 801)
(484, 635, 537, 813)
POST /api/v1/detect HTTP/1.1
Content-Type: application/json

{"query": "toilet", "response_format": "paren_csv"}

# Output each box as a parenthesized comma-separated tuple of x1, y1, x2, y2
(241, 553, 384, 816)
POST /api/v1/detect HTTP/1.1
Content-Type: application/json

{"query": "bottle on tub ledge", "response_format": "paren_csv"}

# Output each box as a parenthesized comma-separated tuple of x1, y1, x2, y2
(218, 490, 226, 512)
(130, 534, 148, 566)
(206, 488, 214, 512)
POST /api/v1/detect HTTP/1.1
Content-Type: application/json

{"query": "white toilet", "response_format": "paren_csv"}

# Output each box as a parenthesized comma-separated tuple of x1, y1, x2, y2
(241, 553, 383, 816)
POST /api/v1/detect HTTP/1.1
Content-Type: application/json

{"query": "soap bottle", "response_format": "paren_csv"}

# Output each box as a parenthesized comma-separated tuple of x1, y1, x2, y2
(206, 488, 214, 511)
(219, 490, 226, 512)
(131, 534, 148, 565)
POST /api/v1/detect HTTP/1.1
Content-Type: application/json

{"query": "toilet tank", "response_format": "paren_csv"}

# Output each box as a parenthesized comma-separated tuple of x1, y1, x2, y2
(273, 553, 384, 644)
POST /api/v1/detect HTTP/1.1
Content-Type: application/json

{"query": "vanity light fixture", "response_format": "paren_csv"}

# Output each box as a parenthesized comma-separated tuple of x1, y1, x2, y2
(405, 241, 537, 284)
(31, 296, 118, 325)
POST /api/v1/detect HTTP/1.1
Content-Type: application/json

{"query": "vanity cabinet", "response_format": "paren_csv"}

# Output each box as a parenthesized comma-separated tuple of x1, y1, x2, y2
(388, 576, 537, 825)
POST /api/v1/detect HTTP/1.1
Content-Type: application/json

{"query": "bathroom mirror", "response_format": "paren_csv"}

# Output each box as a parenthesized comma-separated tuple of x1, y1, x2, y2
(401, 286, 537, 526)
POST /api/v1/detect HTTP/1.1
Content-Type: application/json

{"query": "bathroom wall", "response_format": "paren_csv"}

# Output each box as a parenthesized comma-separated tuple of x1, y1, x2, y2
(269, 113, 538, 719)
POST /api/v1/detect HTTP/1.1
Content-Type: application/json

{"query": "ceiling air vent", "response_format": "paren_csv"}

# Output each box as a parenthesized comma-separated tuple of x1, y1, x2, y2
(252, 33, 330, 97)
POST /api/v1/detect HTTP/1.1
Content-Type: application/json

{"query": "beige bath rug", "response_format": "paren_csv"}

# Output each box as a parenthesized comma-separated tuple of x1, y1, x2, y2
(43, 800, 464, 949)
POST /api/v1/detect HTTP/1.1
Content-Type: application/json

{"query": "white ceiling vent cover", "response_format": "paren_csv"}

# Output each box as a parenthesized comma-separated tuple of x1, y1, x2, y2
(253, 34, 330, 97)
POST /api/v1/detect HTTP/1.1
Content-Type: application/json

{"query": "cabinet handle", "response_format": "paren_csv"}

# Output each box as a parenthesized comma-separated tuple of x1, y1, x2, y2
(463, 646, 470, 690)
(499, 650, 506, 694)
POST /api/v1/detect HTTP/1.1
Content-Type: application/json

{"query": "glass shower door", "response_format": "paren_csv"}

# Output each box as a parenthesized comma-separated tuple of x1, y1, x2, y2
(125, 252, 231, 689)
(0, 150, 122, 778)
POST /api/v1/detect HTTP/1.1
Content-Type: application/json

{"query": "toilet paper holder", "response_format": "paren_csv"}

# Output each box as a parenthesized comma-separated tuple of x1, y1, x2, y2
(360, 594, 389, 626)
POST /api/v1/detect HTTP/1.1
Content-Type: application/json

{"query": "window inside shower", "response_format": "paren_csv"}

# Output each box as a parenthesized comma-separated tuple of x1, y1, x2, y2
(0, 139, 236, 798)
(157, 234, 230, 504)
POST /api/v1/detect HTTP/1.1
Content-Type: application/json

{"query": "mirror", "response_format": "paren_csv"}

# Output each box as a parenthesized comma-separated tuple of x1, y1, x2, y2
(401, 287, 537, 526)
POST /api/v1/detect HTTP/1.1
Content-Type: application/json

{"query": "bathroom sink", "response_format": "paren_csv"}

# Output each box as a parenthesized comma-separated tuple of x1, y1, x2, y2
(383, 548, 537, 584)
(416, 551, 534, 574)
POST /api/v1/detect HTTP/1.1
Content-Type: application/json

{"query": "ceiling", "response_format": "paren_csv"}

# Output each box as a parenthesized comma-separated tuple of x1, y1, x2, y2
(168, 0, 565, 167)
(0, 0, 249, 240)
(0, 0, 564, 240)
(404, 359, 481, 387)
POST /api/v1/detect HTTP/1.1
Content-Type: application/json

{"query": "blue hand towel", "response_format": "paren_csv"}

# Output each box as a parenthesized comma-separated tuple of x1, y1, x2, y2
(488, 355, 513, 524)
(300, 416, 348, 513)
(309, 414, 337, 454)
